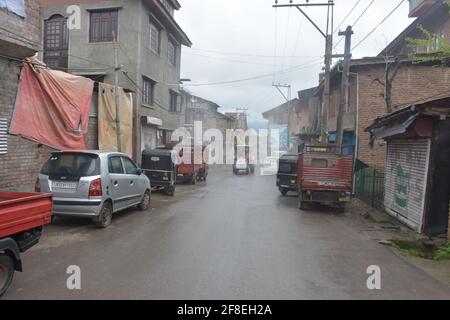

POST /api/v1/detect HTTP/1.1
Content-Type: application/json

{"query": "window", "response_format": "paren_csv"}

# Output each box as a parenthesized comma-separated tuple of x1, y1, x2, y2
(44, 15, 68, 69)
(170, 91, 179, 112)
(0, 118, 8, 155)
(89, 9, 118, 43)
(142, 78, 155, 105)
(122, 157, 139, 175)
(168, 40, 176, 66)
(41, 153, 100, 180)
(311, 159, 328, 168)
(109, 156, 124, 174)
(149, 22, 160, 53)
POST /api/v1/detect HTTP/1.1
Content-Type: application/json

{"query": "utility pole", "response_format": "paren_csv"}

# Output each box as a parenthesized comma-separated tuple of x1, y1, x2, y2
(112, 31, 122, 152)
(335, 26, 353, 154)
(273, 1, 334, 141)
(272, 83, 292, 144)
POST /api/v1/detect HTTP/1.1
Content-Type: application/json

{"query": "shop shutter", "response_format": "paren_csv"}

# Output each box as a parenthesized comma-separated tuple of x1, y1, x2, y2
(384, 139, 430, 231)
(0, 118, 7, 155)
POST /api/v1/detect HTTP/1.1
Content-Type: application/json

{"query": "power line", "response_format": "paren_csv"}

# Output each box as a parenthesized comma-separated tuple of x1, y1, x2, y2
(333, 0, 362, 34)
(179, 58, 323, 87)
(280, 7, 293, 83)
(184, 47, 314, 59)
(333, 0, 375, 50)
(68, 53, 115, 69)
(183, 51, 308, 67)
(352, 0, 406, 50)
(351, 0, 375, 28)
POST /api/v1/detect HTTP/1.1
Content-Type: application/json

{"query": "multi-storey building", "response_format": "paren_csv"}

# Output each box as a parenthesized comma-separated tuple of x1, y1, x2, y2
(40, 0, 192, 158)
(0, 0, 54, 191)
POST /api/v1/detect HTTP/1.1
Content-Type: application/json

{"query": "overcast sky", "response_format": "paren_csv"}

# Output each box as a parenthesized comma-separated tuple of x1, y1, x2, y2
(176, 0, 414, 128)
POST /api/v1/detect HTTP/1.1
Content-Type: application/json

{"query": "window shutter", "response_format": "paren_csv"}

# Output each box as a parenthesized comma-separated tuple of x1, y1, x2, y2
(0, 118, 8, 155)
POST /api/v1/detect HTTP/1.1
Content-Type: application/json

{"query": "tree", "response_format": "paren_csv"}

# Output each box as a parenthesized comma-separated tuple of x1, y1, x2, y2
(405, 4, 450, 67)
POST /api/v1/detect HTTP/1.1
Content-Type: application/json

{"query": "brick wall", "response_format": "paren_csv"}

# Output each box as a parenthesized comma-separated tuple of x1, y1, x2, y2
(0, 59, 54, 192)
(357, 63, 450, 168)
(0, 0, 41, 53)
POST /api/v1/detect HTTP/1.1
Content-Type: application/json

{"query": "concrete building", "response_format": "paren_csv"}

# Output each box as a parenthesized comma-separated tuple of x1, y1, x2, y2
(181, 89, 236, 139)
(0, 0, 55, 191)
(262, 88, 317, 145)
(39, 0, 192, 159)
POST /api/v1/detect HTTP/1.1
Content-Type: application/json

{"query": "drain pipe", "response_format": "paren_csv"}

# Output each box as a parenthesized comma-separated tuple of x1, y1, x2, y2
(349, 71, 359, 194)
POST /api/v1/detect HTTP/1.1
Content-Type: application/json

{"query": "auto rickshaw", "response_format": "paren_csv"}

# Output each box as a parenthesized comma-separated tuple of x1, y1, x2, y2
(142, 148, 177, 196)
(276, 154, 298, 196)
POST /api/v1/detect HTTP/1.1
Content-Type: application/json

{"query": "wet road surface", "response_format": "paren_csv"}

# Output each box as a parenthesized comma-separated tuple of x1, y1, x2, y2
(4, 166, 450, 299)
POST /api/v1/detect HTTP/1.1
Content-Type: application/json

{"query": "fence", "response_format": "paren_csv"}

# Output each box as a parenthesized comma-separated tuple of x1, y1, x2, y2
(354, 167, 385, 210)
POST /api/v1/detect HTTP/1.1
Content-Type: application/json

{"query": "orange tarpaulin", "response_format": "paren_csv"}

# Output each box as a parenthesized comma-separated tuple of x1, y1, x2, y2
(9, 60, 94, 150)
(98, 83, 133, 157)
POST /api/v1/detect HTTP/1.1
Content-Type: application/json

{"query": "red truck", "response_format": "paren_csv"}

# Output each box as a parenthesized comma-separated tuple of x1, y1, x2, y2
(177, 146, 203, 184)
(297, 145, 353, 211)
(0, 192, 52, 296)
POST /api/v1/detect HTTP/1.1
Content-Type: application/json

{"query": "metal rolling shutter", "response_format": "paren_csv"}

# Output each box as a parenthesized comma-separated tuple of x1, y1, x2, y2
(384, 139, 430, 232)
(0, 118, 8, 155)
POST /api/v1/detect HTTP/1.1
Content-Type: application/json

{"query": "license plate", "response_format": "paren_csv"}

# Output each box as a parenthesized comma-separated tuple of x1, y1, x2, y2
(177, 174, 184, 177)
(52, 181, 77, 189)
(163, 177, 169, 181)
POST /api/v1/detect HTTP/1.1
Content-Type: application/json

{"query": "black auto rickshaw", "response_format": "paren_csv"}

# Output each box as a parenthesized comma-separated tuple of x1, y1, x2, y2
(142, 148, 177, 196)
(276, 154, 298, 196)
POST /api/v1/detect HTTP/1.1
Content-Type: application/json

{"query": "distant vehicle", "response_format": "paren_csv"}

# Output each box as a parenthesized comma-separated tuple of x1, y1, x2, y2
(233, 144, 255, 175)
(259, 156, 279, 176)
(276, 155, 298, 196)
(0, 192, 52, 296)
(36, 151, 151, 228)
(142, 148, 177, 196)
(177, 146, 203, 184)
(298, 145, 353, 211)
(234, 158, 251, 175)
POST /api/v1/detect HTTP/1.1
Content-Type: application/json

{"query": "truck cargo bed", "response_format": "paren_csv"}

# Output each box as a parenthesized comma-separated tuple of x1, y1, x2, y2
(0, 192, 52, 239)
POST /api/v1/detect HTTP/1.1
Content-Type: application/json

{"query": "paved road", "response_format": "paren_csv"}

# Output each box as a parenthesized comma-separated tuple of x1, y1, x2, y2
(3, 166, 450, 299)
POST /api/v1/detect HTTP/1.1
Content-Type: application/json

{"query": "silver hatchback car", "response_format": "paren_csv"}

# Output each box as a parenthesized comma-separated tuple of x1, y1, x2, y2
(36, 151, 151, 228)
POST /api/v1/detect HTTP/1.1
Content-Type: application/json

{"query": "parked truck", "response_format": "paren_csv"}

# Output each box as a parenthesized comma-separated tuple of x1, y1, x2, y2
(297, 145, 353, 211)
(0, 192, 52, 296)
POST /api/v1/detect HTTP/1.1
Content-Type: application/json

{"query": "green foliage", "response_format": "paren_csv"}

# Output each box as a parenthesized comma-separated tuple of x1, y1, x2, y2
(405, 3, 450, 66)
(433, 242, 450, 261)
(406, 24, 450, 66)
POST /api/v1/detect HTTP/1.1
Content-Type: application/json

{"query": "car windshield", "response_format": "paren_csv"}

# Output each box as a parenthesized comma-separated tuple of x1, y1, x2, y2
(279, 162, 297, 174)
(41, 153, 100, 181)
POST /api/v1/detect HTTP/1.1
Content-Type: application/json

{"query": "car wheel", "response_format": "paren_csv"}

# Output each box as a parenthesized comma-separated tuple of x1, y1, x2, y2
(138, 191, 151, 210)
(280, 188, 288, 196)
(0, 254, 15, 297)
(298, 193, 306, 210)
(94, 202, 113, 228)
(166, 187, 175, 197)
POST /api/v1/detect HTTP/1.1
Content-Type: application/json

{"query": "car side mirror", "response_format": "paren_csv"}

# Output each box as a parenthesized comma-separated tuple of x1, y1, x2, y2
(137, 168, 142, 175)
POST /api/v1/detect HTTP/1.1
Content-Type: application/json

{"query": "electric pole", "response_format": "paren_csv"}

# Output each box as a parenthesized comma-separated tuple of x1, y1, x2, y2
(273, 1, 334, 141)
(113, 31, 122, 152)
(272, 83, 292, 144)
(335, 26, 353, 154)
